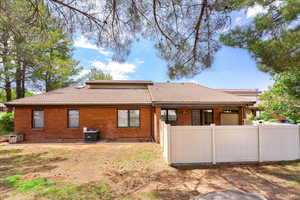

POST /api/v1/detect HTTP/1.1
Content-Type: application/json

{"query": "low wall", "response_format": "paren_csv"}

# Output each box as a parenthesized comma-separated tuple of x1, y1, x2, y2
(161, 124, 300, 165)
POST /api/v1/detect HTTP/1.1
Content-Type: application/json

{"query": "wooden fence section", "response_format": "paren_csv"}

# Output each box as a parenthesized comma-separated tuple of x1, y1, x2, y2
(160, 123, 300, 165)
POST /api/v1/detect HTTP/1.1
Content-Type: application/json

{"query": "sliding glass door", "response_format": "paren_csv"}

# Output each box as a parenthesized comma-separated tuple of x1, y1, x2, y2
(192, 109, 213, 125)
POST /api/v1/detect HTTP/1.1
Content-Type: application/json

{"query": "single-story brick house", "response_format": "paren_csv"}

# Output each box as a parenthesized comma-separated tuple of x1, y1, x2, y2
(6, 80, 255, 142)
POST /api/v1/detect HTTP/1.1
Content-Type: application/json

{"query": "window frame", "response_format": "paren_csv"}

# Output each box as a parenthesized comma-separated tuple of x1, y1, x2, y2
(32, 110, 44, 129)
(191, 109, 214, 126)
(161, 109, 177, 124)
(67, 109, 80, 128)
(117, 109, 141, 128)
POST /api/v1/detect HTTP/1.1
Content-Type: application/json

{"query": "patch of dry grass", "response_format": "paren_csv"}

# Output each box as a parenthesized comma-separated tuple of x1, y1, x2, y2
(0, 143, 300, 200)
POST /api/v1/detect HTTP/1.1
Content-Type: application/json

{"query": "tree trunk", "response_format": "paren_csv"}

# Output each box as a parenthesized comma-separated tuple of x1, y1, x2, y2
(15, 62, 22, 99)
(21, 64, 26, 98)
(45, 70, 52, 92)
(2, 37, 12, 103)
(4, 79, 12, 102)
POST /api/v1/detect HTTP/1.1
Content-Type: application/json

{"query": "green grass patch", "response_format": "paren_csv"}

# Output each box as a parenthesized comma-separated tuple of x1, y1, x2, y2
(4, 174, 22, 185)
(4, 175, 55, 192)
(17, 178, 56, 192)
(3, 175, 119, 200)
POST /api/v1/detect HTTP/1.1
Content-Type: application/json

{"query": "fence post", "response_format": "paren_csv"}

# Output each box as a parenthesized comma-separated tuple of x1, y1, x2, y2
(298, 124, 300, 159)
(258, 124, 262, 163)
(167, 124, 172, 164)
(211, 124, 216, 164)
(160, 122, 163, 148)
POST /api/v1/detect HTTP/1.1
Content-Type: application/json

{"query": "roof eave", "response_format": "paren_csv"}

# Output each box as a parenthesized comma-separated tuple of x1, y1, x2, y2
(152, 101, 255, 106)
(5, 102, 152, 107)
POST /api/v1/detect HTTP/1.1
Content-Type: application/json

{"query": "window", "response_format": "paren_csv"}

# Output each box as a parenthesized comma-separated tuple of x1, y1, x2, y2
(203, 110, 213, 125)
(160, 110, 167, 122)
(161, 109, 177, 123)
(192, 110, 201, 125)
(192, 109, 213, 125)
(68, 110, 80, 128)
(129, 110, 140, 127)
(118, 109, 140, 128)
(32, 110, 44, 128)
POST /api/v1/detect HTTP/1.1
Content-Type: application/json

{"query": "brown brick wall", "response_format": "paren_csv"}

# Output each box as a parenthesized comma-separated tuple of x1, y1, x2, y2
(14, 106, 152, 142)
(171, 109, 192, 125)
(167, 107, 244, 126)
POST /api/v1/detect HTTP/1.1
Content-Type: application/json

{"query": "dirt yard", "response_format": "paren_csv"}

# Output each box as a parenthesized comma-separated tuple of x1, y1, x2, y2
(0, 142, 299, 200)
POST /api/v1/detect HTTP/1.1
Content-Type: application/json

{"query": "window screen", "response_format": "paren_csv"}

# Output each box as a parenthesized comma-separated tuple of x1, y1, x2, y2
(203, 110, 213, 125)
(33, 110, 44, 128)
(118, 110, 128, 127)
(118, 110, 140, 128)
(68, 110, 80, 128)
(160, 110, 167, 121)
(192, 110, 201, 125)
(167, 110, 177, 121)
(192, 109, 213, 125)
(129, 110, 140, 127)
(160, 109, 177, 123)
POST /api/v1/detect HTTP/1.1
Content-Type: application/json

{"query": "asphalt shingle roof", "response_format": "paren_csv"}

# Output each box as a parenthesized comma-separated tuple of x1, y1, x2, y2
(6, 81, 255, 106)
(149, 82, 254, 105)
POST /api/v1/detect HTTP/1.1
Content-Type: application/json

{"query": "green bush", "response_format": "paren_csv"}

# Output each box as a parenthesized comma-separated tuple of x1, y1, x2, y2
(259, 111, 271, 121)
(268, 118, 279, 122)
(0, 112, 14, 135)
(246, 113, 255, 121)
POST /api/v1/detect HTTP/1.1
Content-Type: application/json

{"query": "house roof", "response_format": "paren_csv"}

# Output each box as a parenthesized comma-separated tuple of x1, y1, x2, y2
(149, 83, 254, 105)
(220, 89, 262, 108)
(6, 86, 152, 106)
(6, 81, 255, 106)
(85, 80, 153, 85)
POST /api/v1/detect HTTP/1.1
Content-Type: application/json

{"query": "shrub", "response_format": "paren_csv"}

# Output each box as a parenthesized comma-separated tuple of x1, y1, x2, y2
(259, 111, 271, 121)
(246, 113, 255, 121)
(0, 112, 14, 135)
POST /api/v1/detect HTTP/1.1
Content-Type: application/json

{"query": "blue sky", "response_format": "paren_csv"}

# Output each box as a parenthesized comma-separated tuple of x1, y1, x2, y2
(73, 4, 273, 91)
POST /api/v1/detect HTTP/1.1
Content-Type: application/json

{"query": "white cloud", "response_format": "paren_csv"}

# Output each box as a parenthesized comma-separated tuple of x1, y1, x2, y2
(246, 4, 267, 18)
(91, 60, 137, 80)
(79, 69, 89, 77)
(74, 36, 112, 56)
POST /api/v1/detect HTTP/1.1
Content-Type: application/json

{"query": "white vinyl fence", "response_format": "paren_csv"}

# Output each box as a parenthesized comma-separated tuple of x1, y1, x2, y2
(160, 122, 300, 165)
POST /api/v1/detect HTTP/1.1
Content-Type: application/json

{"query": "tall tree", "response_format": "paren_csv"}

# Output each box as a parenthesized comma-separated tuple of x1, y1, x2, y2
(260, 68, 300, 121)
(220, 0, 300, 74)
(16, 0, 240, 79)
(0, 0, 81, 99)
(84, 68, 113, 81)
(0, 0, 48, 100)
(30, 28, 81, 92)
